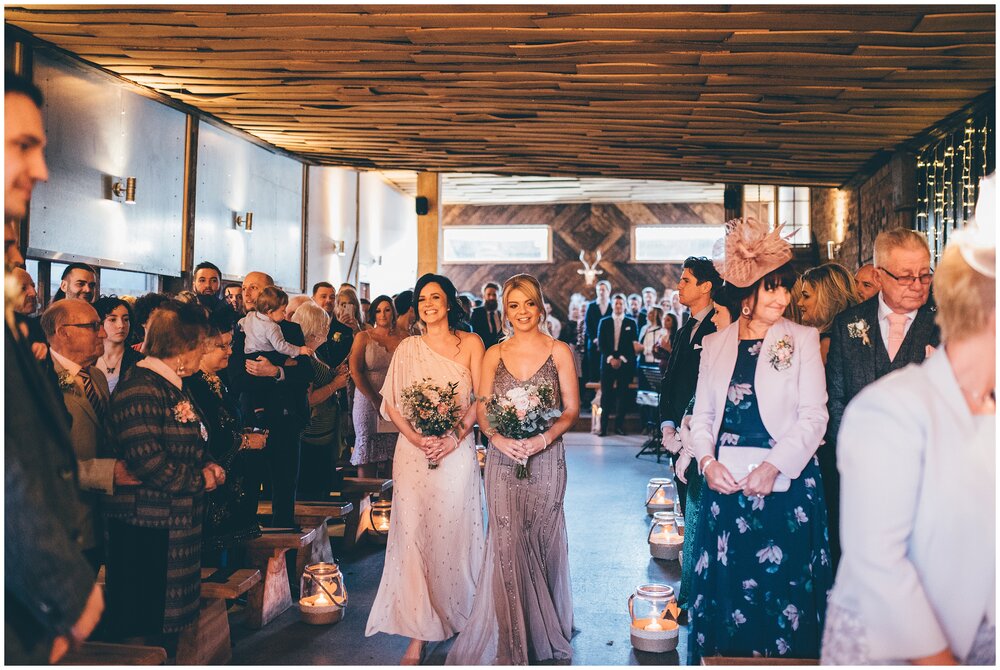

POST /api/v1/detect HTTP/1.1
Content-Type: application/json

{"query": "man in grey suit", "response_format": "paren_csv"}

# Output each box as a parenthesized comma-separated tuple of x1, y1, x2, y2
(5, 72, 103, 664)
(43, 299, 141, 570)
(824, 227, 940, 572)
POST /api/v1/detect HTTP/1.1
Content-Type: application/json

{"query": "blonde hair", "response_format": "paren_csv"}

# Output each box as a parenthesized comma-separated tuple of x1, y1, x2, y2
(501, 273, 546, 339)
(873, 228, 930, 268)
(800, 263, 861, 333)
(291, 301, 331, 341)
(337, 286, 365, 330)
(933, 244, 996, 343)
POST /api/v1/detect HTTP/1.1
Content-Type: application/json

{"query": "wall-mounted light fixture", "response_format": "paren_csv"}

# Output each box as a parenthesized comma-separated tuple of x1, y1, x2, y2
(332, 240, 346, 256)
(110, 176, 137, 204)
(826, 240, 842, 260)
(235, 212, 254, 231)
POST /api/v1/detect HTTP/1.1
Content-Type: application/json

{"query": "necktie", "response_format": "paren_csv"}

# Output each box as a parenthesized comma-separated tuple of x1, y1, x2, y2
(886, 312, 909, 361)
(77, 368, 107, 420)
(687, 317, 700, 343)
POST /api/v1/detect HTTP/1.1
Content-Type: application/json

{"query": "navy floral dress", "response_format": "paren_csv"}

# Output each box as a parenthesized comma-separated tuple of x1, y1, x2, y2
(688, 339, 833, 663)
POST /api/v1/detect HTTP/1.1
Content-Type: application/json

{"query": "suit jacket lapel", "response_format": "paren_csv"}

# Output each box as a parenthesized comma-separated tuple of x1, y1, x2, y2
(712, 323, 741, 415)
(53, 359, 101, 427)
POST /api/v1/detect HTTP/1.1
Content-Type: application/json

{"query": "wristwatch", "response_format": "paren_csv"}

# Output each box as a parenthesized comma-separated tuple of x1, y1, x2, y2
(273, 367, 282, 380)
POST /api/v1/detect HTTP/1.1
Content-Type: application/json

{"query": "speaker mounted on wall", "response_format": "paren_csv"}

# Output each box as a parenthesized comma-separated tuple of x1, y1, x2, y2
(415, 196, 430, 216)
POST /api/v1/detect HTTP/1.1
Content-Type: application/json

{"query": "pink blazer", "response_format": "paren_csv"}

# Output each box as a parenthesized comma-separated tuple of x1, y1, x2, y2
(689, 318, 828, 479)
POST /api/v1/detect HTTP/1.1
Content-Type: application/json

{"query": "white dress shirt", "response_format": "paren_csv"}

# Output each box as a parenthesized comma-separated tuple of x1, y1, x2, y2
(50, 348, 82, 377)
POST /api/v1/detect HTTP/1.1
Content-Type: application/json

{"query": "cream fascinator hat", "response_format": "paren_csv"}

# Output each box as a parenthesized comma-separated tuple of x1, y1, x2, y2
(950, 172, 995, 278)
(712, 217, 793, 287)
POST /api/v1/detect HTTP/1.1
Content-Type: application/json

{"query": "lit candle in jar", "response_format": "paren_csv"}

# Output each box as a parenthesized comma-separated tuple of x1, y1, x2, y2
(376, 518, 390, 531)
(645, 619, 663, 632)
(650, 528, 680, 545)
(652, 490, 671, 505)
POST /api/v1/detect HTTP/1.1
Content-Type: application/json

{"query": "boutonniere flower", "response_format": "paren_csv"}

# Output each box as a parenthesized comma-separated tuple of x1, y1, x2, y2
(333, 332, 342, 343)
(57, 370, 77, 391)
(768, 336, 794, 371)
(847, 318, 871, 346)
(204, 372, 223, 399)
(173, 400, 198, 423)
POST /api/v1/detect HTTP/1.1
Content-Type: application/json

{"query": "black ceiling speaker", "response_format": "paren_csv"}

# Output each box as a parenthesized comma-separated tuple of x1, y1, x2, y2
(415, 196, 429, 216)
(723, 187, 741, 211)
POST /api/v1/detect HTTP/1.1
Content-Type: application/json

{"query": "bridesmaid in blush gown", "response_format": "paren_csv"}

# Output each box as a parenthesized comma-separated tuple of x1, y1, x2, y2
(365, 274, 486, 665)
(447, 273, 580, 665)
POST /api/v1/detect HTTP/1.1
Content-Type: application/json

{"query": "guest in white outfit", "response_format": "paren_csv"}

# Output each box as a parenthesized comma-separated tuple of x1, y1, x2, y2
(365, 273, 485, 665)
(821, 178, 996, 665)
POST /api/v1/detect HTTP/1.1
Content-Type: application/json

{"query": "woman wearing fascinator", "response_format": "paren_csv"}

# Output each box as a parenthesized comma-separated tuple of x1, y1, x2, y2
(685, 217, 833, 664)
(822, 175, 996, 665)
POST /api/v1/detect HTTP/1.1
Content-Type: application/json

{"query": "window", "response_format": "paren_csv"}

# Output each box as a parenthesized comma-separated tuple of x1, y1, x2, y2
(743, 185, 811, 245)
(631, 225, 725, 263)
(99, 267, 159, 298)
(442, 225, 551, 263)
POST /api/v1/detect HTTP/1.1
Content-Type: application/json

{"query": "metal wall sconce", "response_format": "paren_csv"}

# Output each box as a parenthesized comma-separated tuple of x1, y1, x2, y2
(235, 212, 254, 231)
(110, 176, 137, 204)
(826, 240, 842, 259)
(332, 240, 346, 256)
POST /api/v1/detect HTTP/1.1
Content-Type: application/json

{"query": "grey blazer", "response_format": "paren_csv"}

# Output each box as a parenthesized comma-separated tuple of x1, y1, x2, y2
(829, 348, 995, 661)
(825, 296, 939, 443)
(53, 359, 116, 550)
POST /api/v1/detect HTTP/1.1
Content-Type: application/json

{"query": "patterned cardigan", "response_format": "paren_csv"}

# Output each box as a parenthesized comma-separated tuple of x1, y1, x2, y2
(106, 367, 210, 528)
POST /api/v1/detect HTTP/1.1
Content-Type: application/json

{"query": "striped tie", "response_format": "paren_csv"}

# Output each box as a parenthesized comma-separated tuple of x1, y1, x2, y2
(77, 368, 107, 420)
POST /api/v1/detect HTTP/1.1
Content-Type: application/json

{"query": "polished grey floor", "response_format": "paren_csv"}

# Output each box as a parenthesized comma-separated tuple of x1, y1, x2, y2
(230, 432, 685, 665)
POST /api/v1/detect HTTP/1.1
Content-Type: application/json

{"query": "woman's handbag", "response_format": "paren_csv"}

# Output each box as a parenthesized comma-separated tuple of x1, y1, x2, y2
(718, 446, 791, 493)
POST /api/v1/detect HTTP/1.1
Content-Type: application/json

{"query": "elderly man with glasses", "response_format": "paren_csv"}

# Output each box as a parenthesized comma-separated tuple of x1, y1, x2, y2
(823, 227, 940, 574)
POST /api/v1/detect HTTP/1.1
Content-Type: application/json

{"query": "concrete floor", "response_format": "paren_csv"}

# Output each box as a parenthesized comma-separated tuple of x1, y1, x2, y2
(230, 432, 686, 666)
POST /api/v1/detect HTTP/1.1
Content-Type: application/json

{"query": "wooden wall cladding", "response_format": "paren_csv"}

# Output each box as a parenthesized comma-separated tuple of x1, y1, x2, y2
(194, 122, 304, 290)
(441, 202, 724, 320)
(28, 49, 186, 276)
(5, 5, 995, 187)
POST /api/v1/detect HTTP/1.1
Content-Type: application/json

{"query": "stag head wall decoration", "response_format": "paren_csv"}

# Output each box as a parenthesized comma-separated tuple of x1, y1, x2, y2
(577, 249, 605, 286)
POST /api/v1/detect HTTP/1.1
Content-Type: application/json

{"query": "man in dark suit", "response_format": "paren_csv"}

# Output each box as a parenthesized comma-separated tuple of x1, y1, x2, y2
(584, 279, 612, 383)
(658, 257, 720, 512)
(228, 271, 315, 527)
(598, 293, 638, 436)
(312, 281, 354, 368)
(824, 228, 940, 572)
(469, 281, 503, 349)
(5, 73, 102, 664)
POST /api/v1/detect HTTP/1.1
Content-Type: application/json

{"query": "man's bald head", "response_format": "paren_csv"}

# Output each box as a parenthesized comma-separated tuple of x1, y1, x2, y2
(854, 263, 881, 302)
(10, 266, 37, 314)
(42, 299, 105, 367)
(241, 271, 274, 311)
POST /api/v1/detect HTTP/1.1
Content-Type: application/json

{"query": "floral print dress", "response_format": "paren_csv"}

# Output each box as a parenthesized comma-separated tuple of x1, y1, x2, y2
(688, 339, 833, 664)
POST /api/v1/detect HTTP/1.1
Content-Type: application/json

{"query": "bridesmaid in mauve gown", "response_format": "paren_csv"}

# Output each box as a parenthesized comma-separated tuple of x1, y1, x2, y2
(365, 274, 486, 665)
(448, 273, 581, 665)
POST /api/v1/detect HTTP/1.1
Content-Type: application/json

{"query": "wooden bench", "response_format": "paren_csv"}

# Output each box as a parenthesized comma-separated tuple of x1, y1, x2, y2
(175, 568, 260, 665)
(245, 527, 317, 629)
(584, 381, 639, 390)
(257, 500, 354, 579)
(702, 657, 819, 665)
(58, 641, 166, 665)
(336, 477, 394, 549)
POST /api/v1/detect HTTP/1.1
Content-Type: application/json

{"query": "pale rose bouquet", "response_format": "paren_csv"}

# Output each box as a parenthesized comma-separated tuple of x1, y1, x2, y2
(483, 382, 561, 479)
(400, 378, 463, 469)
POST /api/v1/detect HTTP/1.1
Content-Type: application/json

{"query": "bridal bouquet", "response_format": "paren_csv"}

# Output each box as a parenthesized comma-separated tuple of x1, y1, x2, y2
(400, 378, 463, 469)
(483, 383, 562, 479)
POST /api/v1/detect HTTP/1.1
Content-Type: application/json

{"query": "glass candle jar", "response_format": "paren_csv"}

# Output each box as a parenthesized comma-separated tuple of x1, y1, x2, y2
(628, 583, 679, 653)
(299, 562, 348, 625)
(646, 477, 675, 514)
(648, 511, 683, 560)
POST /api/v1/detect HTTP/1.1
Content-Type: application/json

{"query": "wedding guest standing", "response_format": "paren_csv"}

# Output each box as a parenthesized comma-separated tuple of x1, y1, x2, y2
(94, 296, 143, 394)
(187, 311, 266, 568)
(824, 228, 939, 572)
(448, 273, 579, 665)
(853, 263, 881, 302)
(470, 281, 503, 349)
(105, 300, 225, 648)
(366, 274, 485, 665)
(584, 279, 612, 383)
(349, 295, 407, 478)
(795, 263, 860, 363)
(597, 293, 638, 436)
(687, 218, 832, 663)
(822, 206, 995, 665)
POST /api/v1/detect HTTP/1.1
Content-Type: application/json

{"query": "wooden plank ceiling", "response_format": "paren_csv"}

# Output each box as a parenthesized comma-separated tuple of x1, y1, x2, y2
(5, 4, 996, 187)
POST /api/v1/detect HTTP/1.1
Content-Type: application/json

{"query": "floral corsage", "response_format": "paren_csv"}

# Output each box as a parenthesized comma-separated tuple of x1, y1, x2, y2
(768, 336, 794, 371)
(173, 400, 198, 423)
(847, 318, 871, 346)
(332, 331, 343, 343)
(204, 372, 223, 399)
(57, 370, 77, 391)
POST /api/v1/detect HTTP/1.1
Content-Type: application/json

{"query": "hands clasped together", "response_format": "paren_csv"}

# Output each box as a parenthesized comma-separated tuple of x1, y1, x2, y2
(490, 433, 546, 464)
(702, 457, 781, 499)
(419, 434, 460, 465)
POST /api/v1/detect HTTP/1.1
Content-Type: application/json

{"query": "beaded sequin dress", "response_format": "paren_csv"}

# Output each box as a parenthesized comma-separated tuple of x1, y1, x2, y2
(365, 337, 485, 642)
(447, 352, 574, 665)
(350, 337, 397, 466)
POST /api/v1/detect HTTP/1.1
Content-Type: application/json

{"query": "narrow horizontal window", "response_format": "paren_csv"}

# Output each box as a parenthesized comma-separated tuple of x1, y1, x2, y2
(632, 225, 725, 263)
(442, 225, 551, 263)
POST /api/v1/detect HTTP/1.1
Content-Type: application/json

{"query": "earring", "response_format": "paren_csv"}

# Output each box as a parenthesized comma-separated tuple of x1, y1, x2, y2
(741, 305, 752, 317)
(175, 359, 186, 376)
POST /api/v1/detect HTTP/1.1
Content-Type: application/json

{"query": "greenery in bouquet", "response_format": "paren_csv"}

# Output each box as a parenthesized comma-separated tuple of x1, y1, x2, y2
(400, 378, 463, 469)
(483, 382, 561, 478)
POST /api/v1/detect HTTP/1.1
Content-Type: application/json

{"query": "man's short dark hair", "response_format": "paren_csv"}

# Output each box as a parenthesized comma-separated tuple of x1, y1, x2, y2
(194, 261, 222, 279)
(5, 71, 43, 108)
(312, 281, 334, 296)
(394, 289, 414, 316)
(481, 281, 500, 294)
(612, 292, 627, 303)
(61, 262, 96, 280)
(683, 256, 721, 288)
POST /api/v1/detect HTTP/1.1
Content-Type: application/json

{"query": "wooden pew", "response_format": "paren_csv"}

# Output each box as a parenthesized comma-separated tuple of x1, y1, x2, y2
(336, 477, 393, 549)
(257, 500, 354, 579)
(58, 642, 166, 665)
(176, 568, 261, 665)
(245, 527, 317, 629)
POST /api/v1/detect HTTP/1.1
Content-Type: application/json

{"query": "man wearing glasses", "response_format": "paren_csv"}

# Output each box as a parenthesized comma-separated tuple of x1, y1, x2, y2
(824, 227, 940, 573)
